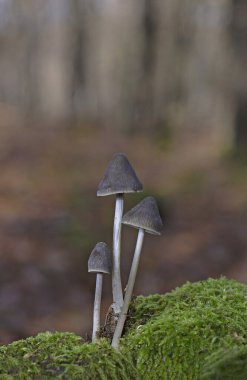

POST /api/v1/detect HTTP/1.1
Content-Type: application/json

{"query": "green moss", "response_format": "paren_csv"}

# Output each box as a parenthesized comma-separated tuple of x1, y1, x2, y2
(1, 278, 247, 379)
(123, 277, 247, 379)
(0, 332, 138, 379)
(201, 345, 247, 380)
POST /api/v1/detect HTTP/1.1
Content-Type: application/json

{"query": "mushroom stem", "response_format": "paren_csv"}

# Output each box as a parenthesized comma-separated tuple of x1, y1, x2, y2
(112, 228, 145, 349)
(112, 194, 124, 313)
(92, 273, 103, 342)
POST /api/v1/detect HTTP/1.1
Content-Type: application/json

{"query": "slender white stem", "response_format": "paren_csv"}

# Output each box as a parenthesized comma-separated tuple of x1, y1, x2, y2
(112, 228, 145, 349)
(92, 273, 103, 342)
(112, 194, 124, 313)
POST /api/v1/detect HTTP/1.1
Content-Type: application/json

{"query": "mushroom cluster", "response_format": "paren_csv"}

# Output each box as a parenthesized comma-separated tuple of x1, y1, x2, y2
(88, 153, 163, 349)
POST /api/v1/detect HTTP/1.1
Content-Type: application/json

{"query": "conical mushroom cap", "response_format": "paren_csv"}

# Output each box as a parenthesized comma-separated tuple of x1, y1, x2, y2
(97, 153, 143, 196)
(88, 242, 111, 274)
(122, 196, 163, 235)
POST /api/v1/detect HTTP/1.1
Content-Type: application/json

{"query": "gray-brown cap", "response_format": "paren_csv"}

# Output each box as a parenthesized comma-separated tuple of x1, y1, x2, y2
(88, 242, 112, 274)
(122, 196, 163, 235)
(97, 153, 143, 196)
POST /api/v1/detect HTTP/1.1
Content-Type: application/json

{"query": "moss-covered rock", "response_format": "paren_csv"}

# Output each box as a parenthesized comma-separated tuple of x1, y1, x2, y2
(0, 278, 246, 379)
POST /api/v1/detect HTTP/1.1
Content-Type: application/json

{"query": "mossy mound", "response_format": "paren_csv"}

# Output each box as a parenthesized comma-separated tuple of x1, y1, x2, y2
(123, 277, 247, 379)
(0, 278, 246, 379)
(201, 345, 247, 380)
(0, 332, 138, 379)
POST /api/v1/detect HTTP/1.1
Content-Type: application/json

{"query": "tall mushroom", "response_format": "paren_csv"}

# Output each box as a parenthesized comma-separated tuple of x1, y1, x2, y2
(97, 153, 143, 314)
(111, 196, 163, 349)
(88, 242, 111, 342)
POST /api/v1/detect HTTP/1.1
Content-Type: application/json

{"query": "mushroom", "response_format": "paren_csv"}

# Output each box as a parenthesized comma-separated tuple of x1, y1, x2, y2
(88, 242, 111, 342)
(97, 153, 143, 314)
(111, 196, 163, 349)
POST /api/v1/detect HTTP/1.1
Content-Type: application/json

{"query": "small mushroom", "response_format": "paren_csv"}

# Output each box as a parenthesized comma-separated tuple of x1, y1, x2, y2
(88, 242, 111, 342)
(111, 197, 163, 349)
(97, 153, 143, 314)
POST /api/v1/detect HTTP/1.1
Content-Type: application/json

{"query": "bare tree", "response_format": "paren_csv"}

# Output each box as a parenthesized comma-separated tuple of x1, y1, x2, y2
(0, 0, 244, 149)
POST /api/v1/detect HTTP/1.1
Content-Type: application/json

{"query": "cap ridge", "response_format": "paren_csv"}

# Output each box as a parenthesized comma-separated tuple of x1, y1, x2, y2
(122, 196, 163, 235)
(97, 153, 143, 196)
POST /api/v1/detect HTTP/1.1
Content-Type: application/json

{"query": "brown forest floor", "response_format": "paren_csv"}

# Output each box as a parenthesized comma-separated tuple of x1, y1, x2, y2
(0, 120, 246, 344)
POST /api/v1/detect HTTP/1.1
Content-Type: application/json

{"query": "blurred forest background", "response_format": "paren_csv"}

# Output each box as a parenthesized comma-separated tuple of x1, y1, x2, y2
(0, 0, 246, 344)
